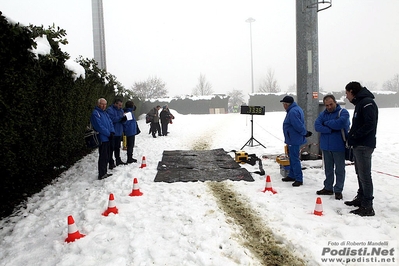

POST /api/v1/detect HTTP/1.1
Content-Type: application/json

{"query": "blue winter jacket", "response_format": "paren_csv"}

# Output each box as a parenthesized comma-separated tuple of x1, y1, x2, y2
(282, 102, 307, 146)
(123, 108, 137, 137)
(283, 102, 307, 146)
(314, 104, 350, 152)
(106, 105, 125, 136)
(90, 106, 115, 143)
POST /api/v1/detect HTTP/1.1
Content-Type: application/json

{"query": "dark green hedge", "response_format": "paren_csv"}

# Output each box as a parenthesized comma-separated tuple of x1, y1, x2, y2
(0, 12, 118, 218)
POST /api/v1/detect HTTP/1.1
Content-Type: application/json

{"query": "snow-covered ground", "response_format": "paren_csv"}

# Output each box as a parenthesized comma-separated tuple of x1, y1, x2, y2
(0, 107, 398, 266)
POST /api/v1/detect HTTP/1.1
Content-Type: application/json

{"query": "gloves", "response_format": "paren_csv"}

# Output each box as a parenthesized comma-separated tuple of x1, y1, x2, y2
(120, 116, 127, 122)
(109, 132, 114, 140)
(305, 131, 313, 138)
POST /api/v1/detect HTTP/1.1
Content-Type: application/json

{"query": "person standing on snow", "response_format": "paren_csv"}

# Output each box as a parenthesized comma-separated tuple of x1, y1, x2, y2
(314, 95, 350, 200)
(123, 101, 138, 163)
(344, 81, 378, 217)
(280, 95, 312, 187)
(147, 105, 161, 138)
(160, 105, 174, 136)
(90, 98, 115, 180)
(106, 99, 127, 168)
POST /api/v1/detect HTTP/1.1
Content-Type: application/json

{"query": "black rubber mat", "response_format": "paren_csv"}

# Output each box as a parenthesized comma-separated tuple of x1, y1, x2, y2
(154, 148, 254, 183)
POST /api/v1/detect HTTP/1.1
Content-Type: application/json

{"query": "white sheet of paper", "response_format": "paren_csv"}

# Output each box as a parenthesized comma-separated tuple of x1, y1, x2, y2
(125, 112, 132, 121)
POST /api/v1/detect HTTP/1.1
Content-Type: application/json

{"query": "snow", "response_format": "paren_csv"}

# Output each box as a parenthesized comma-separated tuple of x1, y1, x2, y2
(27, 35, 85, 81)
(0, 107, 398, 266)
(29, 35, 51, 59)
(65, 59, 85, 80)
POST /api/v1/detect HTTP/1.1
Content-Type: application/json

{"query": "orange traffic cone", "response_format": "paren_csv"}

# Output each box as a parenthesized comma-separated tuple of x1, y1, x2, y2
(262, 175, 277, 194)
(314, 197, 323, 216)
(102, 193, 118, 216)
(139, 156, 147, 168)
(65, 215, 85, 243)
(129, 178, 143, 196)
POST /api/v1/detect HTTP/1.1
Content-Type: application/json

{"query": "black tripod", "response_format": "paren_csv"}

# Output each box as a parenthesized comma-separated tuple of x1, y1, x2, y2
(241, 115, 266, 150)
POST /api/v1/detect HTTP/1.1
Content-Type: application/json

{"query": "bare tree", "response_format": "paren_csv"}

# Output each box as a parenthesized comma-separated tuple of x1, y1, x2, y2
(288, 83, 296, 93)
(362, 81, 378, 91)
(192, 73, 213, 96)
(258, 68, 280, 93)
(227, 89, 246, 111)
(382, 74, 399, 92)
(130, 76, 168, 101)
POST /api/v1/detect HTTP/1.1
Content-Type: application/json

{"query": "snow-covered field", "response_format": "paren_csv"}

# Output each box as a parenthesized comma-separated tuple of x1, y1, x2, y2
(0, 108, 398, 266)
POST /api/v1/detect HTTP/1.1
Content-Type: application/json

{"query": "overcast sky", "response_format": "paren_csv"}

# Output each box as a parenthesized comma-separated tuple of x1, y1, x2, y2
(1, 0, 399, 97)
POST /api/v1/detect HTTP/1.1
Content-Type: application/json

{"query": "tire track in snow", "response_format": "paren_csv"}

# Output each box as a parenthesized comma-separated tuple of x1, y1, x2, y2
(187, 120, 305, 265)
(207, 182, 305, 266)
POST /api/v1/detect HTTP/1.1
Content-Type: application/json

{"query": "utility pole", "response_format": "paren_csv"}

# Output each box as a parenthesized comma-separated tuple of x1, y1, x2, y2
(246, 17, 256, 94)
(92, 0, 107, 70)
(296, 0, 331, 159)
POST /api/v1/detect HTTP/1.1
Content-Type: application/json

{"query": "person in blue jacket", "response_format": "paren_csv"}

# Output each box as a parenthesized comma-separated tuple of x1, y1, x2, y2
(314, 95, 350, 200)
(280, 95, 312, 187)
(123, 101, 138, 163)
(106, 99, 127, 168)
(90, 98, 115, 180)
(344, 81, 378, 217)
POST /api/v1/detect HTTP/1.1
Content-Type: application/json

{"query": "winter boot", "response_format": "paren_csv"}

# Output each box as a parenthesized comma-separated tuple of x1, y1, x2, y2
(344, 195, 361, 207)
(127, 155, 137, 164)
(116, 158, 127, 166)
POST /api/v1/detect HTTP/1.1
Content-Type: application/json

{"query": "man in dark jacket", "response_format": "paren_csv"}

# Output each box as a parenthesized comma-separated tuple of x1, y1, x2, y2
(90, 98, 115, 180)
(314, 95, 350, 200)
(280, 96, 312, 187)
(344, 81, 378, 216)
(160, 105, 173, 136)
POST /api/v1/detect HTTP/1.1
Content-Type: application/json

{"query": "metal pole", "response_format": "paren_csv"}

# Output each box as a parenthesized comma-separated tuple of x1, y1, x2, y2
(246, 18, 255, 94)
(296, 0, 319, 159)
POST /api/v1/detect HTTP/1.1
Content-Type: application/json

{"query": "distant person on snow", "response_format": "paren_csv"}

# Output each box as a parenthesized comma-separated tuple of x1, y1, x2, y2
(160, 105, 174, 136)
(147, 105, 161, 138)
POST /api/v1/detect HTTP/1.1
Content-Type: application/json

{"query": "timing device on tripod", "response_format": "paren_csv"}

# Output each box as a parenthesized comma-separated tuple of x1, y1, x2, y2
(240, 105, 266, 150)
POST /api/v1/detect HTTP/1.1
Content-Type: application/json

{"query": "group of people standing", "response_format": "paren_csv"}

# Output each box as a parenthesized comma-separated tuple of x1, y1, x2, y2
(147, 105, 174, 138)
(281, 81, 378, 217)
(90, 98, 139, 180)
(90, 101, 174, 180)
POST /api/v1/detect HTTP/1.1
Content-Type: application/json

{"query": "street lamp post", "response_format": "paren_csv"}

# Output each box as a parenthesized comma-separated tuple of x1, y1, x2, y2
(246, 17, 255, 94)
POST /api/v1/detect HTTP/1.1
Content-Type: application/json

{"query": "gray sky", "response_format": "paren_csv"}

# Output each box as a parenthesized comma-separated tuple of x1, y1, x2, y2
(1, 0, 399, 97)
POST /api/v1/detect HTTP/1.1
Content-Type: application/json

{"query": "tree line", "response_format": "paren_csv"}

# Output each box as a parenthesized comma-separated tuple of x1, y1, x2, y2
(0, 13, 122, 218)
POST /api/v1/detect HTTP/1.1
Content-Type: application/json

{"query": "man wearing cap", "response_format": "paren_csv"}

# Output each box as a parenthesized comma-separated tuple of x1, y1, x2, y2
(280, 95, 312, 186)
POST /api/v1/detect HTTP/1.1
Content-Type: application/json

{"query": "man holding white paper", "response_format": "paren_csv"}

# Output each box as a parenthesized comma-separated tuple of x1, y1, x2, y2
(123, 101, 139, 163)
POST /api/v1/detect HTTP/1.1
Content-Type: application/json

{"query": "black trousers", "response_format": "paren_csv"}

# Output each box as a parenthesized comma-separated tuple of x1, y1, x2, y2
(109, 135, 122, 163)
(161, 121, 168, 136)
(126, 135, 136, 159)
(150, 122, 160, 136)
(98, 141, 110, 178)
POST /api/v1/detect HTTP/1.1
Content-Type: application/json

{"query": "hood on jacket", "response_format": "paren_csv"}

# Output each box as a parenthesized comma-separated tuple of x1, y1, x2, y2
(351, 87, 375, 105)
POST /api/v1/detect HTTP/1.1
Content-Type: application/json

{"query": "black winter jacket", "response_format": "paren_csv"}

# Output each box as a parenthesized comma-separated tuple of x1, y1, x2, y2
(348, 87, 378, 148)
